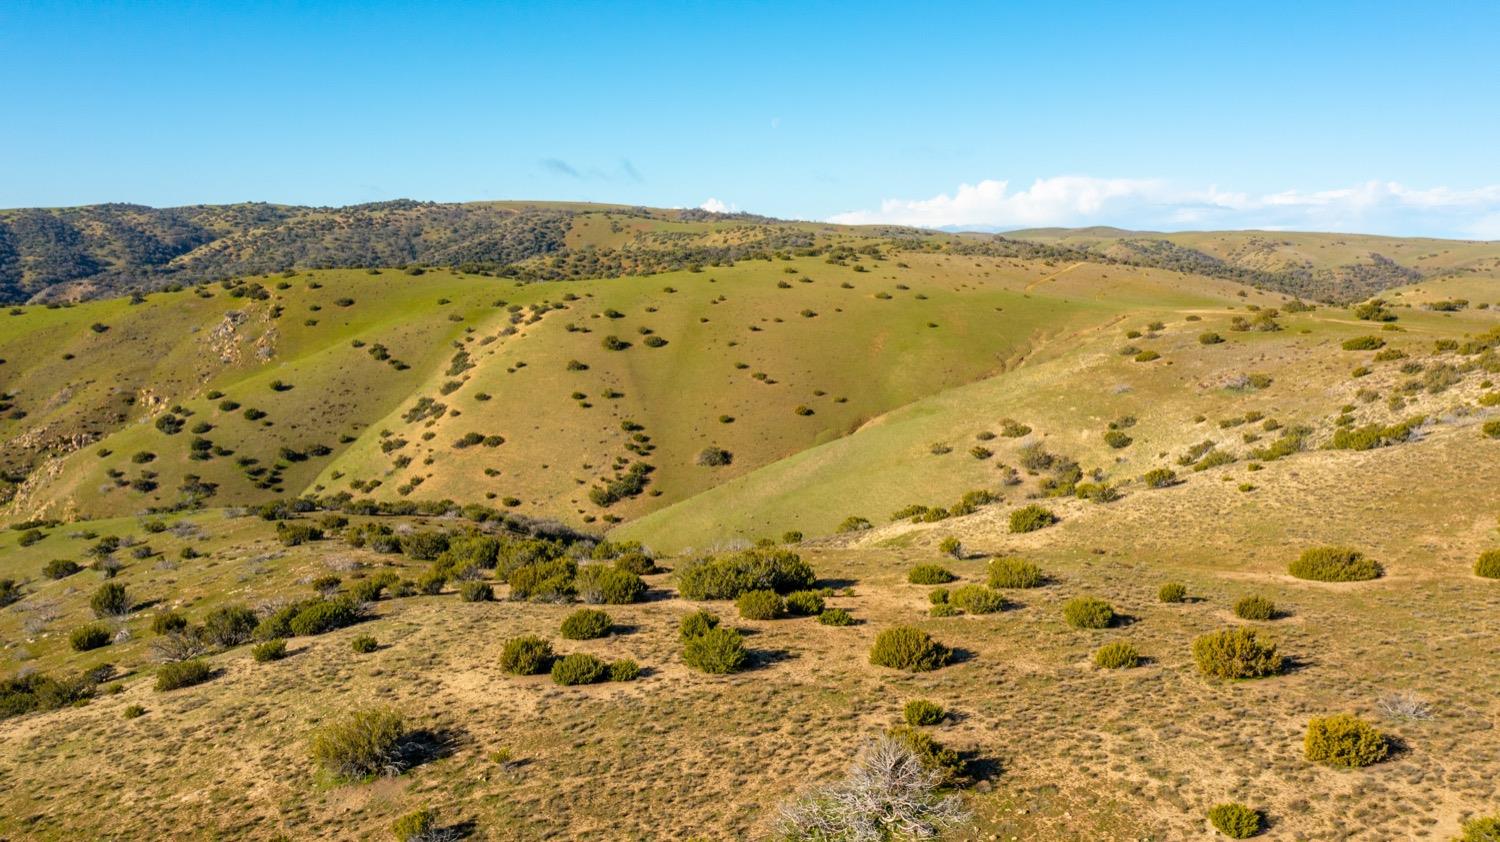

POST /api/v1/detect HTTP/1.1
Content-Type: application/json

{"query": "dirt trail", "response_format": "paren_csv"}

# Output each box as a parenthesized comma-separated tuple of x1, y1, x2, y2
(1024, 261, 1085, 292)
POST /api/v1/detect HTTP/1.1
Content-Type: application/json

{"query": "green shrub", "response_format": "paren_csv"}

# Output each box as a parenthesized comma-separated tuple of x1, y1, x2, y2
(609, 659, 641, 681)
(309, 707, 406, 780)
(950, 584, 1005, 614)
(907, 564, 955, 585)
(1341, 335, 1386, 350)
(1233, 595, 1276, 620)
(155, 659, 214, 691)
(42, 559, 80, 579)
(458, 580, 494, 602)
(1207, 802, 1263, 838)
(123, 704, 145, 719)
(818, 607, 854, 626)
(1304, 713, 1389, 768)
(929, 603, 959, 617)
(350, 635, 378, 653)
(988, 557, 1044, 588)
(783, 590, 826, 616)
(676, 546, 816, 600)
(91, 581, 129, 618)
(551, 652, 609, 686)
(903, 698, 945, 726)
(1484, 420, 1500, 439)
(937, 536, 962, 557)
(678, 609, 720, 641)
(276, 522, 324, 547)
(1094, 641, 1140, 669)
(1289, 546, 1382, 581)
(1193, 628, 1283, 679)
(252, 639, 287, 662)
(391, 808, 438, 842)
(1009, 504, 1057, 533)
(613, 551, 657, 575)
(500, 635, 553, 675)
(736, 589, 785, 620)
(287, 598, 361, 636)
(70, 623, 111, 651)
(1103, 430, 1133, 449)
(1063, 597, 1115, 629)
(507, 558, 576, 602)
(1159, 582, 1187, 603)
(1458, 815, 1500, 842)
(201, 604, 258, 647)
(575, 565, 645, 604)
(399, 530, 449, 561)
(1142, 467, 1178, 488)
(885, 725, 963, 784)
(869, 626, 951, 672)
(152, 611, 189, 635)
(560, 608, 612, 640)
(1476, 550, 1500, 579)
(682, 627, 749, 674)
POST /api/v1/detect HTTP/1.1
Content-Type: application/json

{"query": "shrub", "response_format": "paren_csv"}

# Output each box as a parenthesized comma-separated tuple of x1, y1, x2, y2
(1341, 335, 1386, 350)
(560, 608, 612, 640)
(613, 551, 657, 575)
(1142, 467, 1178, 488)
(1304, 714, 1389, 768)
(1477, 550, 1500, 579)
(152, 611, 189, 635)
(1159, 582, 1187, 603)
(1009, 504, 1057, 533)
(252, 639, 287, 662)
(869, 627, 951, 672)
(276, 522, 324, 547)
(1233, 595, 1276, 620)
(507, 558, 576, 602)
(737, 589, 785, 620)
(784, 590, 826, 616)
(551, 652, 609, 686)
(937, 536, 962, 557)
(885, 725, 963, 784)
(458, 581, 495, 602)
(675, 547, 815, 600)
(155, 659, 213, 691)
(1193, 628, 1284, 679)
(91, 582, 129, 618)
(950, 585, 1005, 614)
(1199, 331, 1225, 345)
(988, 557, 1044, 588)
(818, 607, 854, 626)
(903, 699, 945, 726)
(123, 704, 145, 719)
(1063, 597, 1115, 629)
(400, 531, 449, 561)
(678, 609, 721, 641)
(1103, 430, 1133, 449)
(287, 598, 361, 636)
(500, 635, 553, 675)
(309, 707, 406, 779)
(201, 604, 259, 647)
(391, 808, 439, 842)
(682, 626, 749, 674)
(1458, 816, 1500, 842)
(1485, 420, 1500, 439)
(70, 623, 111, 651)
(351, 635, 378, 653)
(42, 559, 80, 579)
(1094, 641, 1139, 669)
(609, 659, 641, 682)
(696, 446, 733, 467)
(575, 565, 645, 604)
(1207, 802, 1263, 838)
(907, 564, 955, 585)
(1289, 546, 1382, 581)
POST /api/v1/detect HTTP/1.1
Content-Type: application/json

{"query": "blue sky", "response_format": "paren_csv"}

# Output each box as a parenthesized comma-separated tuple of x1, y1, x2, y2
(5, 1, 1500, 236)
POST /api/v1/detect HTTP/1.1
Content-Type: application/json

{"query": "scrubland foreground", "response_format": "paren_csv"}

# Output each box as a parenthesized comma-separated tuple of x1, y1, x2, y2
(0, 206, 1498, 841)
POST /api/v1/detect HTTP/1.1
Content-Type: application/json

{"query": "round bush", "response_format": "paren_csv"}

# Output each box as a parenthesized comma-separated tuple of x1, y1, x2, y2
(613, 551, 657, 576)
(1475, 549, 1500, 579)
(458, 580, 495, 602)
(252, 639, 287, 662)
(906, 564, 955, 585)
(886, 725, 963, 784)
(682, 626, 748, 674)
(1159, 582, 1187, 603)
(1233, 595, 1276, 621)
(949, 585, 1005, 615)
(152, 611, 189, 635)
(937, 536, 962, 557)
(736, 589, 785, 620)
(1458, 815, 1500, 842)
(1093, 641, 1140, 669)
(351, 635, 378, 653)
(678, 609, 720, 641)
(869, 626, 951, 672)
(42, 559, 80, 580)
(818, 607, 854, 626)
(608, 659, 640, 682)
(903, 698, 946, 726)
(1193, 627, 1284, 679)
(551, 652, 609, 686)
(1207, 802, 1263, 838)
(1304, 713, 1389, 768)
(783, 590, 825, 616)
(70, 623, 111, 651)
(1063, 596, 1115, 629)
(1009, 504, 1058, 533)
(155, 659, 213, 691)
(560, 608, 612, 640)
(929, 603, 959, 617)
(1289, 546, 1382, 581)
(988, 556, 1044, 588)
(309, 707, 406, 780)
(391, 808, 438, 842)
(500, 635, 553, 675)
(575, 565, 646, 604)
(90, 581, 129, 618)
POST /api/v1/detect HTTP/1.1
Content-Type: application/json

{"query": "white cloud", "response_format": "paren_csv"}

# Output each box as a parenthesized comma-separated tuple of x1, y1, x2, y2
(828, 176, 1500, 238)
(700, 197, 736, 214)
